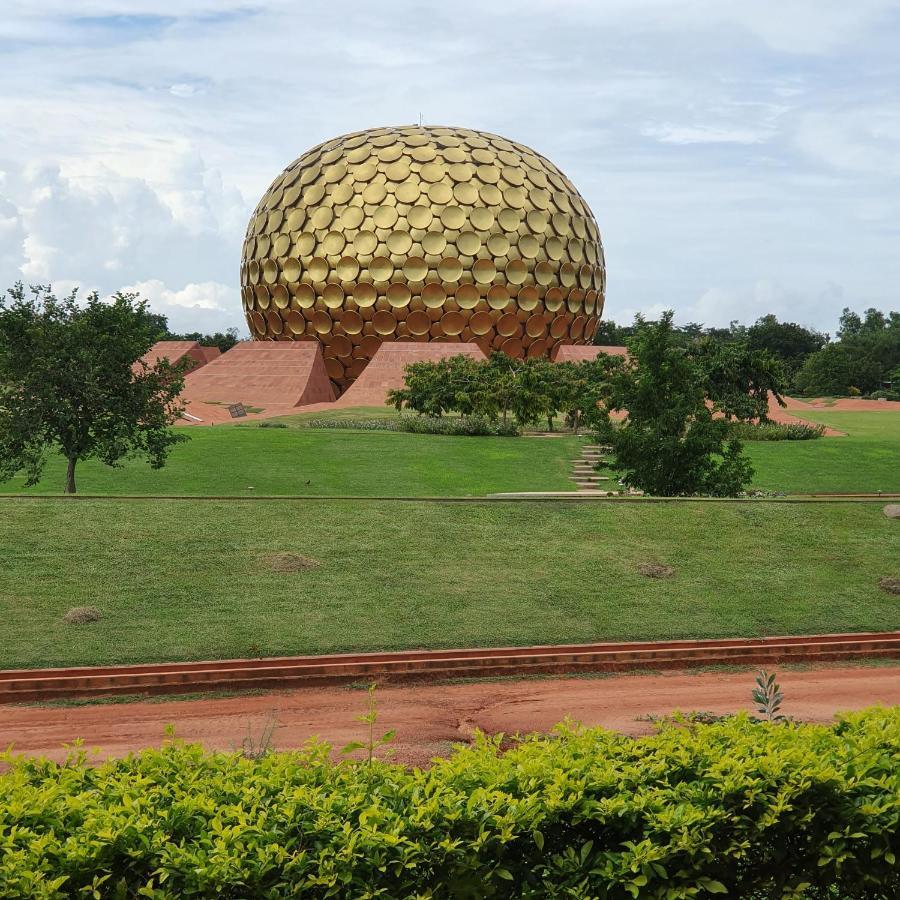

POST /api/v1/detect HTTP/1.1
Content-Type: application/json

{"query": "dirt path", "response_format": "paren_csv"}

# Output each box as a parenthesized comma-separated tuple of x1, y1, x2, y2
(3, 666, 898, 767)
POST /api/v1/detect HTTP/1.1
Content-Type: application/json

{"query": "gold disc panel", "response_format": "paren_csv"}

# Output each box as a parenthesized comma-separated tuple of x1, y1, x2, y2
(240, 125, 606, 390)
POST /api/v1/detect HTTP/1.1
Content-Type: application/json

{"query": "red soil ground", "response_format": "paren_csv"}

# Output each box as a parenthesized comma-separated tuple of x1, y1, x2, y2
(5, 666, 898, 767)
(785, 396, 900, 411)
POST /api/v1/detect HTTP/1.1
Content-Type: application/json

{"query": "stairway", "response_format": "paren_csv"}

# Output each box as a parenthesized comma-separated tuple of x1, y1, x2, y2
(570, 443, 612, 493)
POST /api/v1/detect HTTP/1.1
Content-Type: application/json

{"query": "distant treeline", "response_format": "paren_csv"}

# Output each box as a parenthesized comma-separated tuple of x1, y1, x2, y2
(148, 313, 239, 353)
(148, 303, 898, 399)
(595, 307, 899, 397)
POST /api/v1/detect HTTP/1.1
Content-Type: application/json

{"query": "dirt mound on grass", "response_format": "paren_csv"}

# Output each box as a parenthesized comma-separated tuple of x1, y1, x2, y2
(63, 607, 102, 625)
(261, 553, 321, 573)
(638, 563, 675, 579)
(877, 576, 900, 595)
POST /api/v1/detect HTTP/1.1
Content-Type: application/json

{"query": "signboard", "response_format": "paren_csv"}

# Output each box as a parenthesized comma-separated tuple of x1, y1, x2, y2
(228, 403, 247, 419)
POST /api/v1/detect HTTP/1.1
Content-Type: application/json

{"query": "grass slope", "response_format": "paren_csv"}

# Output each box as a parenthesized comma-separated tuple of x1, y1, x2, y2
(3, 428, 581, 497)
(746, 411, 900, 494)
(1, 408, 896, 498)
(2, 499, 897, 669)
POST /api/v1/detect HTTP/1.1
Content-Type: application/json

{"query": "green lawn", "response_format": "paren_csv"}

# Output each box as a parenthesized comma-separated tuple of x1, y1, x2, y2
(2, 428, 582, 497)
(1, 408, 897, 498)
(1, 498, 897, 669)
(746, 411, 900, 494)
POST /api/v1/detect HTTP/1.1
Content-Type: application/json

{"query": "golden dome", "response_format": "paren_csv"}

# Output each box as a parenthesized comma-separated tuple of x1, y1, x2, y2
(240, 125, 605, 389)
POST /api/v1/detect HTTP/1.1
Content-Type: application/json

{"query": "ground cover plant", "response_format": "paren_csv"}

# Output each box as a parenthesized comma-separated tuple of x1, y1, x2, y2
(2, 498, 897, 669)
(0, 427, 580, 496)
(1, 709, 898, 898)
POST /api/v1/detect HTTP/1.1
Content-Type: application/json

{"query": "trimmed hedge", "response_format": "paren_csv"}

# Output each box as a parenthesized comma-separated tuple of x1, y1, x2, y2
(729, 421, 826, 441)
(1, 709, 898, 897)
(305, 414, 520, 436)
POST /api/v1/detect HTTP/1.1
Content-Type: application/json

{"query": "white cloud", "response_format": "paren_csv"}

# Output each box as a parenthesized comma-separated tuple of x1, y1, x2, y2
(0, 0, 898, 334)
(121, 279, 240, 333)
(641, 124, 772, 145)
(0, 156, 248, 333)
(793, 107, 900, 176)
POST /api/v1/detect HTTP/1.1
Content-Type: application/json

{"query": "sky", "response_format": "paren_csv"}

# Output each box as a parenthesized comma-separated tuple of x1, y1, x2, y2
(1, 1, 899, 337)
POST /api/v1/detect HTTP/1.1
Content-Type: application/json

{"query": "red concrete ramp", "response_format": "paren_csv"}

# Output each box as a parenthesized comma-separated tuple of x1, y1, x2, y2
(140, 341, 215, 371)
(335, 342, 487, 408)
(181, 342, 336, 422)
(198, 346, 222, 364)
(553, 344, 627, 362)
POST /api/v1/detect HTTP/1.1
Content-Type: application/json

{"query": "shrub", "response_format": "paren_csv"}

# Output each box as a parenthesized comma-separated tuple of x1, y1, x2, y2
(1, 709, 898, 897)
(257, 421, 288, 428)
(305, 417, 398, 431)
(304, 416, 520, 436)
(398, 414, 519, 436)
(729, 421, 826, 441)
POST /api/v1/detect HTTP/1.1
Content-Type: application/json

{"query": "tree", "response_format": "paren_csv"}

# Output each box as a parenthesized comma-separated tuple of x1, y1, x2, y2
(745, 314, 827, 374)
(794, 344, 856, 396)
(149, 310, 241, 353)
(795, 306, 898, 395)
(167, 327, 240, 354)
(0, 284, 189, 494)
(387, 354, 484, 417)
(596, 312, 753, 497)
(592, 319, 633, 347)
(692, 338, 787, 422)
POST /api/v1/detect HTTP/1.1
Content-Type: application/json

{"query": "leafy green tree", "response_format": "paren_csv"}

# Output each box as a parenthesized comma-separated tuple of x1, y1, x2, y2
(596, 312, 753, 496)
(592, 318, 633, 347)
(508, 358, 551, 429)
(794, 344, 856, 396)
(387, 354, 484, 417)
(795, 307, 898, 395)
(556, 355, 624, 434)
(167, 327, 240, 353)
(0, 284, 188, 494)
(146, 311, 171, 341)
(149, 310, 241, 353)
(745, 314, 826, 374)
(692, 339, 787, 421)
